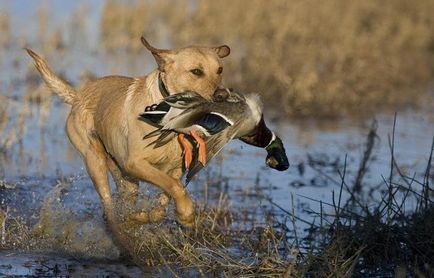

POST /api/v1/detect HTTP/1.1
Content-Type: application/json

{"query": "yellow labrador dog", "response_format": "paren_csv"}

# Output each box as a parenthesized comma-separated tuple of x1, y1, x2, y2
(26, 37, 231, 232)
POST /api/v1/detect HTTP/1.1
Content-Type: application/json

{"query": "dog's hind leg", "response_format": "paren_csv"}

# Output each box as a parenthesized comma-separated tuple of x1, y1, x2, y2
(66, 124, 113, 219)
(66, 116, 136, 253)
(65, 114, 121, 226)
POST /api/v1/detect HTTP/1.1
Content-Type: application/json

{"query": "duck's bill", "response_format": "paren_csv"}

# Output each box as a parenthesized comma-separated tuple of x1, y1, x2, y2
(265, 137, 289, 171)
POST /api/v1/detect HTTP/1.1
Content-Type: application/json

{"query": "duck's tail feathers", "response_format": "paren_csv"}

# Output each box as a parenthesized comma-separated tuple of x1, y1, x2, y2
(143, 128, 162, 141)
(26, 48, 77, 105)
(139, 110, 167, 125)
(143, 129, 176, 149)
(153, 131, 175, 148)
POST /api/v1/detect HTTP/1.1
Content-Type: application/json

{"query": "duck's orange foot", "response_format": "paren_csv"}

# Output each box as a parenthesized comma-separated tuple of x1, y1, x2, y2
(178, 134, 193, 169)
(190, 130, 207, 166)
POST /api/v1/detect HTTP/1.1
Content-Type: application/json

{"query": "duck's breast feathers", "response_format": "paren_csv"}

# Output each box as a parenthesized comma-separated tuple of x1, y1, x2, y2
(244, 93, 263, 124)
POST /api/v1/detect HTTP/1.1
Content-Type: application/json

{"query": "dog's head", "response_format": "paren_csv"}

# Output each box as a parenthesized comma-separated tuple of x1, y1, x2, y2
(141, 37, 230, 99)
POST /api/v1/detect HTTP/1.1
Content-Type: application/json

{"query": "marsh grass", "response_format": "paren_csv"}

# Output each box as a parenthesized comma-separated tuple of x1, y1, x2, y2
(295, 122, 434, 277)
(0, 12, 10, 49)
(100, 0, 434, 118)
(0, 96, 9, 148)
(0, 135, 433, 277)
(3, 1, 434, 119)
(0, 65, 54, 155)
(109, 190, 295, 277)
(0, 202, 30, 251)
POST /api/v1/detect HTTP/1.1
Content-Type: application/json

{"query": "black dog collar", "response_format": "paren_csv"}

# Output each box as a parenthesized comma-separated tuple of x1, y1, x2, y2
(158, 73, 170, 98)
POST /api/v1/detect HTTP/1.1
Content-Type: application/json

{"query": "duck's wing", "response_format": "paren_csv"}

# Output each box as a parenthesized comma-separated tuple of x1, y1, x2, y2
(150, 109, 233, 148)
(142, 109, 215, 150)
(186, 120, 242, 183)
(139, 101, 171, 126)
(141, 91, 207, 145)
(164, 91, 206, 109)
(195, 112, 233, 135)
(153, 131, 177, 148)
(140, 91, 205, 125)
(142, 129, 175, 148)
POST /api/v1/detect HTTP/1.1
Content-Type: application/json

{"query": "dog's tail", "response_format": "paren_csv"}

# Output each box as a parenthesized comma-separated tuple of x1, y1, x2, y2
(26, 48, 77, 105)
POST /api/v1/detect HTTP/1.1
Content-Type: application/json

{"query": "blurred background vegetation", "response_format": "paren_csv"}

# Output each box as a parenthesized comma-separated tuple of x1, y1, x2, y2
(99, 0, 434, 118)
(2, 0, 434, 119)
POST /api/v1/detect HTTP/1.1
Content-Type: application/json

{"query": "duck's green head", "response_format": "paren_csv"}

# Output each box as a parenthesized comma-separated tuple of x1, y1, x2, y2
(239, 116, 289, 171)
(265, 137, 289, 171)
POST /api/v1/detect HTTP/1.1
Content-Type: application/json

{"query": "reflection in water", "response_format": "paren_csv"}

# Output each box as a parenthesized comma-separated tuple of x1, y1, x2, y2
(0, 252, 144, 277)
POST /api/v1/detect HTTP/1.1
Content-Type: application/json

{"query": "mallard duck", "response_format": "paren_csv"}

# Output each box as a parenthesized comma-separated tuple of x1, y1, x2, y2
(140, 89, 288, 182)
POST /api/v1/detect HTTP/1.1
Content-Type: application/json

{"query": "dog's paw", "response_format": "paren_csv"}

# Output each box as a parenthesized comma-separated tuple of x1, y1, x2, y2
(176, 210, 195, 228)
(128, 206, 168, 224)
(175, 198, 195, 228)
(157, 193, 170, 206)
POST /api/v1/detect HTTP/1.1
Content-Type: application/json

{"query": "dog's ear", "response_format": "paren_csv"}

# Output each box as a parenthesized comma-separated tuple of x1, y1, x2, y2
(213, 45, 231, 58)
(141, 36, 173, 72)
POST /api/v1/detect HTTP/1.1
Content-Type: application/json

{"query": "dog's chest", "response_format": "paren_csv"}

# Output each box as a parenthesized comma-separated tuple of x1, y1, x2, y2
(146, 138, 184, 169)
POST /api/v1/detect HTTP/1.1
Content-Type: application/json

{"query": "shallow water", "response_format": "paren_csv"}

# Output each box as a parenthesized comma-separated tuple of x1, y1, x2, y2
(1, 1, 434, 275)
(0, 251, 145, 277)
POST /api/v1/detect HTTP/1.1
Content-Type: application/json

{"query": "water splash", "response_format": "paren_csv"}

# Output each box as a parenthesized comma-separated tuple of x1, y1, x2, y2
(30, 180, 119, 260)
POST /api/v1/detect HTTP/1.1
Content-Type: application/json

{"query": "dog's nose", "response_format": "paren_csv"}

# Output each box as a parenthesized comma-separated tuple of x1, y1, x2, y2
(213, 88, 230, 102)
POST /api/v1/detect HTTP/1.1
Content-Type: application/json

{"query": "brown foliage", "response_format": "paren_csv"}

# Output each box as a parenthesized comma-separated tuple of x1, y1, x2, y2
(101, 0, 434, 117)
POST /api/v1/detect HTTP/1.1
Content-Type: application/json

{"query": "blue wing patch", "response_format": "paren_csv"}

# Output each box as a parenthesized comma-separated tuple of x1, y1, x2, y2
(196, 113, 231, 135)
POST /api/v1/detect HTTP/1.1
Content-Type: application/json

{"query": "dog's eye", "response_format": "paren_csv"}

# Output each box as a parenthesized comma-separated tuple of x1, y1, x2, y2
(217, 67, 223, 75)
(190, 68, 204, 77)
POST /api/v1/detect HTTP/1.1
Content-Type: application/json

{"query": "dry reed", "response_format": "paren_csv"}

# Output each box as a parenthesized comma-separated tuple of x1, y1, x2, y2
(0, 12, 10, 49)
(100, 0, 434, 118)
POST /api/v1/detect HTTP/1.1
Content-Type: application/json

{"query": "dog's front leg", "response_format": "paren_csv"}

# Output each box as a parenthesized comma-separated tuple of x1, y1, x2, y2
(128, 192, 170, 224)
(124, 159, 194, 227)
(107, 156, 171, 224)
